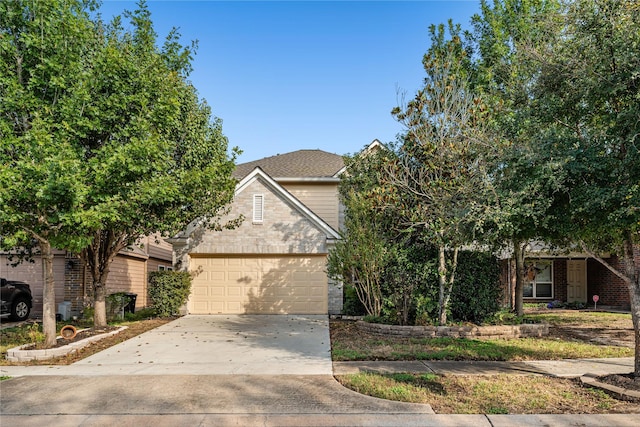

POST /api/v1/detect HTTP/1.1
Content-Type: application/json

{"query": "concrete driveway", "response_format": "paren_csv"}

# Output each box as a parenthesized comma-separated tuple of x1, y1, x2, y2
(72, 314, 333, 375)
(1, 314, 439, 425)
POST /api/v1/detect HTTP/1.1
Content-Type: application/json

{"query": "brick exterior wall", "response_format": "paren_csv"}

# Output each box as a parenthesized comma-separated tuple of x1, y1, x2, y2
(190, 178, 328, 255)
(499, 246, 637, 309)
(328, 278, 343, 315)
(553, 259, 567, 303)
(588, 256, 632, 309)
(63, 254, 87, 315)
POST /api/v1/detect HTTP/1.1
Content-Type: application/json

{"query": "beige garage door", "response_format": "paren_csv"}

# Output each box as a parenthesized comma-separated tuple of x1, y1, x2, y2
(189, 255, 328, 314)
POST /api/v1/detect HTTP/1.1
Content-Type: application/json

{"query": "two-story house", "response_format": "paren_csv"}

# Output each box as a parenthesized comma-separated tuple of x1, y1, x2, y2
(170, 148, 347, 315)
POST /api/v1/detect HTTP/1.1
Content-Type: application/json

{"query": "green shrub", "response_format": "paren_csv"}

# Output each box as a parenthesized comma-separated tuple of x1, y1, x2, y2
(148, 271, 191, 317)
(448, 251, 502, 324)
(414, 294, 439, 325)
(343, 284, 366, 316)
(106, 292, 132, 320)
(123, 307, 157, 321)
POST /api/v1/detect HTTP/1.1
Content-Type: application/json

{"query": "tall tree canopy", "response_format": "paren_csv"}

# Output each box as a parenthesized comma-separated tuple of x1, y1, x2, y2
(469, 0, 563, 315)
(1, 0, 238, 337)
(530, 0, 640, 374)
(388, 22, 493, 324)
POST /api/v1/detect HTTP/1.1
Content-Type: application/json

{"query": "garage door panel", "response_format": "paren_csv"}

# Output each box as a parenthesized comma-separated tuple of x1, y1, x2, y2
(189, 256, 327, 314)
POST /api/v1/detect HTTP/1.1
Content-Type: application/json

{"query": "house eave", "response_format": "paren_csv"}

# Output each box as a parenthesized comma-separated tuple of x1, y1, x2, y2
(273, 177, 341, 183)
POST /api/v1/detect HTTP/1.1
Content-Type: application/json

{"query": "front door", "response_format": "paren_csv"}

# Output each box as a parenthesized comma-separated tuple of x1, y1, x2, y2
(566, 260, 587, 303)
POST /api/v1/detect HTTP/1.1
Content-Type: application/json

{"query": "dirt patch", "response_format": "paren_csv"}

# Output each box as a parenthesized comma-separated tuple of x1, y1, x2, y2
(539, 310, 634, 348)
(598, 373, 640, 392)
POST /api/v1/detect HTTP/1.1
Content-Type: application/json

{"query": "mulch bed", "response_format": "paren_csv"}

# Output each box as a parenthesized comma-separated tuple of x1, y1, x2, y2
(598, 373, 640, 392)
(23, 326, 119, 350)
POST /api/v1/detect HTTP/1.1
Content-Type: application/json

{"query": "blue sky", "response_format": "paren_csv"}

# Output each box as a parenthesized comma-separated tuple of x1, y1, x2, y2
(99, 1, 481, 163)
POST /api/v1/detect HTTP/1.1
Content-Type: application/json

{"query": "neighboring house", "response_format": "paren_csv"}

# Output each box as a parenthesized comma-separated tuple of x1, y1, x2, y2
(0, 235, 173, 317)
(170, 148, 349, 315)
(500, 243, 637, 310)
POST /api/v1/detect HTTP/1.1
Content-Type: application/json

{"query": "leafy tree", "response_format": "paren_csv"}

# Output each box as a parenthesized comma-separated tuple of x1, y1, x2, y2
(1, 0, 238, 333)
(388, 22, 492, 324)
(69, 2, 237, 328)
(531, 0, 640, 375)
(327, 148, 394, 317)
(1, 0, 98, 346)
(468, 0, 563, 316)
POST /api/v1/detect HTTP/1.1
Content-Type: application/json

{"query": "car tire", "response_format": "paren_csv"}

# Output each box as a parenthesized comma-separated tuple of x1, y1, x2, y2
(10, 297, 31, 321)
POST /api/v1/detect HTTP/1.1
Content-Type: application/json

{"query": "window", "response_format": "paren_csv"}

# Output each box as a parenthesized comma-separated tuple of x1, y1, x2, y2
(253, 194, 264, 223)
(158, 265, 173, 271)
(523, 261, 553, 298)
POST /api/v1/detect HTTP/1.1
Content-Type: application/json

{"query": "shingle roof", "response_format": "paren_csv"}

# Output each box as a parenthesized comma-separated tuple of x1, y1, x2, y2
(233, 149, 345, 179)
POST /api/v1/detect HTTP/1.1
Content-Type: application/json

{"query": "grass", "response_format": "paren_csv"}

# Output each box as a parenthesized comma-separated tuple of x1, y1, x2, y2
(332, 335, 632, 361)
(335, 373, 640, 414)
(331, 310, 634, 361)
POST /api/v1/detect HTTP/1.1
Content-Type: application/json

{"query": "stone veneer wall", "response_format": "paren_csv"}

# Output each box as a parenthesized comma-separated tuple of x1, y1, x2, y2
(64, 254, 86, 315)
(357, 321, 549, 339)
(328, 279, 343, 315)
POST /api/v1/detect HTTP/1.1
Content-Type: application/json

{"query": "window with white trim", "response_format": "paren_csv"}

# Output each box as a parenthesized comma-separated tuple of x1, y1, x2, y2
(253, 194, 264, 223)
(158, 265, 173, 271)
(523, 261, 553, 298)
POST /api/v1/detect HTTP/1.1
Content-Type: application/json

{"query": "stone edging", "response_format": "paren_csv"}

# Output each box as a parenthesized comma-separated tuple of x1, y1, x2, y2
(356, 321, 549, 339)
(5, 326, 128, 362)
(580, 373, 640, 402)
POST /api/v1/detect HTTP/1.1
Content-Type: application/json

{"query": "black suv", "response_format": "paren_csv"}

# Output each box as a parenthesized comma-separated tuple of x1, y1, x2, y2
(1, 278, 33, 321)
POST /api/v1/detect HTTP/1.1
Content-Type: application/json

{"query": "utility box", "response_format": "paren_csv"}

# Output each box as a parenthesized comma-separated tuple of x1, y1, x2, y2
(57, 301, 72, 321)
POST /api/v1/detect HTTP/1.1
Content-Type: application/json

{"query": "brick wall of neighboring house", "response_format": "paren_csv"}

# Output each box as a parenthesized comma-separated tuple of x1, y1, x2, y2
(64, 255, 87, 315)
(499, 250, 637, 310)
(587, 257, 631, 309)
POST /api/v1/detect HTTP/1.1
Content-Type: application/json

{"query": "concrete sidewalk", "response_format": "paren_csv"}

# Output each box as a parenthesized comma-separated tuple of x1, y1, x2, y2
(1, 374, 639, 427)
(333, 357, 635, 378)
(2, 356, 634, 378)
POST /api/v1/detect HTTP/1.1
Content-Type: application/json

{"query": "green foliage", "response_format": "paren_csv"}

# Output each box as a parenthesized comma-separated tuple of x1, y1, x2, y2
(342, 285, 366, 316)
(449, 251, 502, 324)
(106, 292, 133, 320)
(484, 309, 523, 326)
(1, 0, 238, 330)
(328, 149, 396, 317)
(124, 307, 157, 321)
(26, 323, 45, 344)
(148, 271, 191, 317)
(414, 294, 440, 326)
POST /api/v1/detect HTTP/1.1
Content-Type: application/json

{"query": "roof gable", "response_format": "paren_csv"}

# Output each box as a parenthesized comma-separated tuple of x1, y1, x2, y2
(236, 167, 340, 240)
(233, 149, 345, 180)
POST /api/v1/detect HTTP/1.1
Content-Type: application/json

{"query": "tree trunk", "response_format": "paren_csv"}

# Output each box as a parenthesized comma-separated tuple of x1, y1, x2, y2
(93, 279, 107, 328)
(438, 245, 448, 325)
(622, 234, 640, 378)
(438, 245, 458, 325)
(40, 240, 57, 347)
(513, 240, 526, 317)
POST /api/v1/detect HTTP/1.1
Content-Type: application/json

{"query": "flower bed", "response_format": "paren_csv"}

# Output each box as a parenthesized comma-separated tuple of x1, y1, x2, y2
(356, 321, 548, 339)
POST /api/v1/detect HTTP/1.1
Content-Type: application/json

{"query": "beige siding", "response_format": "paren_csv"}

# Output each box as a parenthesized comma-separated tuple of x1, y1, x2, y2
(105, 255, 147, 309)
(281, 182, 340, 231)
(139, 234, 173, 262)
(189, 254, 328, 314)
(0, 252, 65, 316)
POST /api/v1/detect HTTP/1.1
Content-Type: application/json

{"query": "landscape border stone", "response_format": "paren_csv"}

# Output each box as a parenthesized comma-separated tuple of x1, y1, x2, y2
(580, 373, 640, 402)
(5, 326, 128, 362)
(356, 321, 549, 339)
